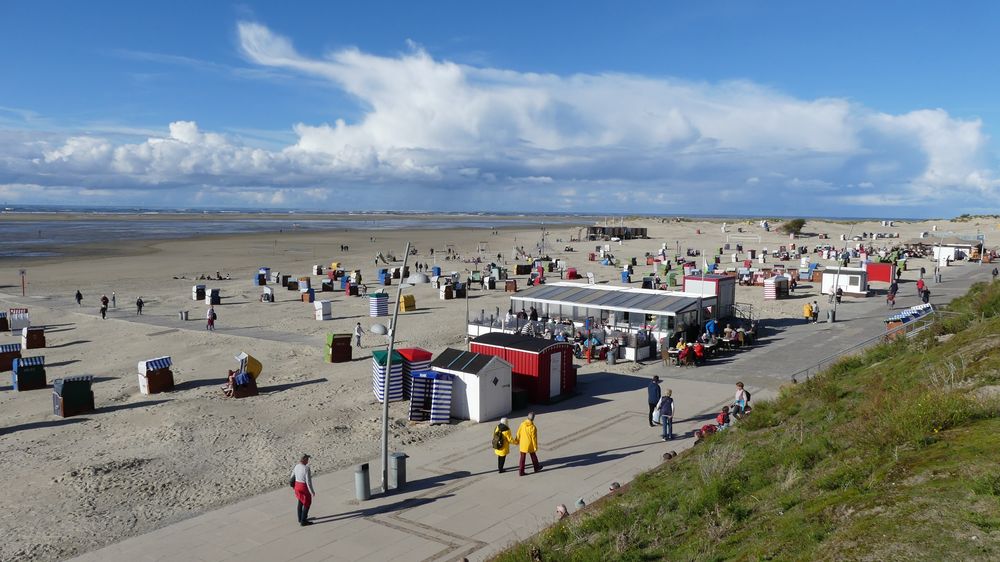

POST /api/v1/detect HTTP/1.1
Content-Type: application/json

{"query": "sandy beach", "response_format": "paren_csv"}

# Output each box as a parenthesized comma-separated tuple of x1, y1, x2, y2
(0, 214, 994, 561)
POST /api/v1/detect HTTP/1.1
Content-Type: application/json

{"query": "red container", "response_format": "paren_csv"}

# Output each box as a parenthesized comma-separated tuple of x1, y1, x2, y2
(470, 333, 574, 404)
(866, 262, 893, 284)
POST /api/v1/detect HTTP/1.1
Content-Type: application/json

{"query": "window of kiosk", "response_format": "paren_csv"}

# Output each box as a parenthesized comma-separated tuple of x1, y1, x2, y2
(849, 276, 860, 287)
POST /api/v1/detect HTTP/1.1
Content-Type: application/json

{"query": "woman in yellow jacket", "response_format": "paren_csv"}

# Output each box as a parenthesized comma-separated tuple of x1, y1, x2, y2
(803, 302, 813, 322)
(515, 412, 542, 476)
(492, 417, 516, 474)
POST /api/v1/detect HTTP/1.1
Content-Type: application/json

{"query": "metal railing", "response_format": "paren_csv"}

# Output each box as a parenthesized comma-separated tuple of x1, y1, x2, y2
(789, 310, 941, 382)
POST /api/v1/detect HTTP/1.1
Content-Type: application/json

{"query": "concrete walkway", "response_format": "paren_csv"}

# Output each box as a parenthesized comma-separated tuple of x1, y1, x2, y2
(65, 261, 993, 562)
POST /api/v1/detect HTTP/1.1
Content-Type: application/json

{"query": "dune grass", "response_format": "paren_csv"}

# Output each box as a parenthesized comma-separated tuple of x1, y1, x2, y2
(493, 281, 1000, 562)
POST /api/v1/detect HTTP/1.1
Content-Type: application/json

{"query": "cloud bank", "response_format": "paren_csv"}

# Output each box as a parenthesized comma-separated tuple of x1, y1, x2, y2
(2, 21, 998, 214)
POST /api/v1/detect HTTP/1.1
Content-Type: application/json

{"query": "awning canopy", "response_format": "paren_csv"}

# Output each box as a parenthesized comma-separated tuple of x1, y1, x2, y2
(510, 282, 710, 317)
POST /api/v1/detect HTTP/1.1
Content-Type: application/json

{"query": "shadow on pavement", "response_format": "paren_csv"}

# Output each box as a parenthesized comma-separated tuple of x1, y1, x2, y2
(311, 493, 457, 524)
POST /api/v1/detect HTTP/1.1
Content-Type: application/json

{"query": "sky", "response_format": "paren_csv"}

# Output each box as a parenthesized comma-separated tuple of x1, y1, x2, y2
(2, 1, 1000, 217)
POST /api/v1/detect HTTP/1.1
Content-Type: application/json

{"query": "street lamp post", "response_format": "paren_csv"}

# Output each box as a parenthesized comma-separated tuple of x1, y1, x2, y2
(379, 241, 411, 494)
(830, 225, 856, 323)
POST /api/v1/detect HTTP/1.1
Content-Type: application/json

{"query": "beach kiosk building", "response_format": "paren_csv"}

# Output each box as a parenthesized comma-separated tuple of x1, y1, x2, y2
(821, 267, 870, 297)
(470, 333, 574, 404)
(431, 347, 513, 422)
(477, 282, 718, 345)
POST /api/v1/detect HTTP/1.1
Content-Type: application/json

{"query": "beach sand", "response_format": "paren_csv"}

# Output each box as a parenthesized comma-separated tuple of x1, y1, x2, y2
(0, 215, 994, 561)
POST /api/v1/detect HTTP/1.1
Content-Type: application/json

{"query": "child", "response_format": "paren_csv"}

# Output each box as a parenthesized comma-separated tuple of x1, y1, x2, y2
(716, 405, 731, 430)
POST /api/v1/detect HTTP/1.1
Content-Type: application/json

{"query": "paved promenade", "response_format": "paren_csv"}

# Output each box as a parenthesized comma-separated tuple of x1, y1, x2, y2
(67, 261, 993, 562)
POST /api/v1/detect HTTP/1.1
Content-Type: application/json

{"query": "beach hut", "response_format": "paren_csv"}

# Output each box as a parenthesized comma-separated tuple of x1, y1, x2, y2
(52, 375, 95, 417)
(21, 327, 45, 350)
(330, 261, 341, 270)
(432, 266, 442, 277)
(470, 333, 575, 404)
(137, 356, 175, 395)
(298, 276, 312, 289)
(378, 268, 391, 285)
(399, 294, 416, 312)
(320, 280, 334, 292)
(682, 274, 737, 316)
(0, 343, 21, 372)
(261, 286, 274, 302)
(763, 275, 790, 300)
(369, 293, 389, 317)
(314, 300, 332, 321)
(313, 265, 323, 275)
(192, 285, 206, 301)
(12, 356, 46, 391)
(864, 262, 894, 284)
(325, 333, 352, 363)
(280, 274, 291, 287)
(372, 350, 405, 403)
(397, 347, 432, 398)
(431, 347, 512, 422)
(205, 288, 221, 305)
(821, 267, 870, 297)
(440, 285, 454, 300)
(8, 308, 29, 334)
(408, 370, 453, 424)
(0, 311, 6, 332)
(301, 288, 316, 303)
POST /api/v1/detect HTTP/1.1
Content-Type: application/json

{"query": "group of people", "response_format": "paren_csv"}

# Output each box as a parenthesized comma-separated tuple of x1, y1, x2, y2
(648, 377, 752, 444)
(491, 412, 542, 475)
(74, 289, 144, 317)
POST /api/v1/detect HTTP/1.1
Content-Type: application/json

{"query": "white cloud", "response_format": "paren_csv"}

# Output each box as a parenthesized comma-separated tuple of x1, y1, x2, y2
(2, 21, 999, 214)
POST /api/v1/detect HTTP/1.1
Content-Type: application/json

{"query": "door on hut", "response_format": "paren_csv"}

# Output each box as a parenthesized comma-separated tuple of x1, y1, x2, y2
(549, 352, 562, 398)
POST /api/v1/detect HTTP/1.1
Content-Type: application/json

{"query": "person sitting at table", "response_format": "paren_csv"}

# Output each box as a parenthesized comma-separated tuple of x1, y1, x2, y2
(554, 331, 567, 342)
(573, 331, 584, 344)
(723, 324, 735, 339)
(693, 341, 705, 365)
(676, 337, 687, 351)
(677, 344, 692, 366)
(736, 328, 746, 347)
(698, 331, 709, 344)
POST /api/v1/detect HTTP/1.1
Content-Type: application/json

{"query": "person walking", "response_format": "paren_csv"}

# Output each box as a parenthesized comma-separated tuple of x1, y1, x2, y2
(516, 412, 542, 476)
(136, 297, 144, 315)
(492, 417, 516, 474)
(354, 322, 365, 347)
(290, 454, 316, 526)
(100, 294, 109, 320)
(75, 290, 83, 307)
(647, 375, 662, 427)
(206, 305, 216, 331)
(659, 389, 675, 441)
(992, 267, 998, 282)
(111, 291, 116, 308)
(812, 300, 820, 323)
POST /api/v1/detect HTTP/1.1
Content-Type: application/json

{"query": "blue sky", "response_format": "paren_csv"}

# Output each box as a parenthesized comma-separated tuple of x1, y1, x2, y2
(2, 1, 999, 216)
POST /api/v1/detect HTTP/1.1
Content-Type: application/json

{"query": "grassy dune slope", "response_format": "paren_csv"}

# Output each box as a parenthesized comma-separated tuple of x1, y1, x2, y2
(494, 281, 1000, 562)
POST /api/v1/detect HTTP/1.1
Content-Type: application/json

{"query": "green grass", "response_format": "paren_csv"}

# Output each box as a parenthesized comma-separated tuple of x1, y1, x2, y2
(492, 281, 1000, 562)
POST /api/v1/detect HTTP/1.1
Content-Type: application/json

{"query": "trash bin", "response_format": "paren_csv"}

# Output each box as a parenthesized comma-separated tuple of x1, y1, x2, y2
(607, 348, 617, 366)
(178, 310, 188, 321)
(355, 463, 370, 501)
(389, 452, 408, 491)
(827, 310, 836, 323)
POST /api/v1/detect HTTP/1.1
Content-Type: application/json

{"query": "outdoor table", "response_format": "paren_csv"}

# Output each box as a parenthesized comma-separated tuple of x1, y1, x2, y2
(667, 348, 680, 366)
